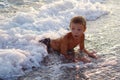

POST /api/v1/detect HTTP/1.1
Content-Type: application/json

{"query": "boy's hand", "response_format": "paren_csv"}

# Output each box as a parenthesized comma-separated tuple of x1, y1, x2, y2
(73, 51, 91, 63)
(88, 51, 98, 59)
(80, 57, 91, 63)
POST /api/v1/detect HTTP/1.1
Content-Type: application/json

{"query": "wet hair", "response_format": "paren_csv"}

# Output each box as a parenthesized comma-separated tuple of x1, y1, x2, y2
(69, 16, 86, 31)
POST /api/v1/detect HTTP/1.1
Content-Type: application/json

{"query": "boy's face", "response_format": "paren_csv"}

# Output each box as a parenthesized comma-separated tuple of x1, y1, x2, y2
(70, 23, 85, 39)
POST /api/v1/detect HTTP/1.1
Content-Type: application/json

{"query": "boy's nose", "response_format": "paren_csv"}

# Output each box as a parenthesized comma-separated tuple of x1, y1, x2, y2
(74, 32, 79, 35)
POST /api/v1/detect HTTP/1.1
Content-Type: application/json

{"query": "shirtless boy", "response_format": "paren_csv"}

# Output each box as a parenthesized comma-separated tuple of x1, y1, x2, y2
(39, 16, 98, 63)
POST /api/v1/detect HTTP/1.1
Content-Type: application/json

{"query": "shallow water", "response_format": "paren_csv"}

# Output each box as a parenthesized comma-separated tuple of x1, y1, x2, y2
(0, 0, 120, 80)
(19, 0, 120, 80)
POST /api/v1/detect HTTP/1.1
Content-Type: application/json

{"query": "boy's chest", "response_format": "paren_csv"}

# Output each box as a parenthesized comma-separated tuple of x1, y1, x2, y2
(67, 39, 80, 49)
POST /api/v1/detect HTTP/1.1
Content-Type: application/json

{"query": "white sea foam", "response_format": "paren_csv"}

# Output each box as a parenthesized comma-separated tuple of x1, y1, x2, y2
(0, 0, 109, 79)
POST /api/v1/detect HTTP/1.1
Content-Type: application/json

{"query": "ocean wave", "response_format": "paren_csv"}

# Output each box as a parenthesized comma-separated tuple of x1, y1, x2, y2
(0, 0, 109, 79)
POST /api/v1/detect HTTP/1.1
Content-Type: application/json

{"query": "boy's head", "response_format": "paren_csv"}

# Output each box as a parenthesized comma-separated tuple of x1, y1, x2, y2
(69, 16, 86, 38)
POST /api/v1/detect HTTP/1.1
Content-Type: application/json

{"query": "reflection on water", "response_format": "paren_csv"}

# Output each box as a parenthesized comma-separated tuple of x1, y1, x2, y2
(75, 62, 89, 80)
(75, 65, 81, 80)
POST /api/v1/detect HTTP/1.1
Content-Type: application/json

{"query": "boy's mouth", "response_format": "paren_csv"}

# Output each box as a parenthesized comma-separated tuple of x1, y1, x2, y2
(74, 35, 79, 37)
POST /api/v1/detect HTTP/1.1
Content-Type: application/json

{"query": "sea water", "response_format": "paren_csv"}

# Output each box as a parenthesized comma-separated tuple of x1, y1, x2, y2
(0, 0, 119, 80)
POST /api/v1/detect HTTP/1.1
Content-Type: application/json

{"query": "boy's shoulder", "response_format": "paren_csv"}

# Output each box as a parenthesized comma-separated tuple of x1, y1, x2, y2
(63, 32, 72, 39)
(59, 32, 72, 41)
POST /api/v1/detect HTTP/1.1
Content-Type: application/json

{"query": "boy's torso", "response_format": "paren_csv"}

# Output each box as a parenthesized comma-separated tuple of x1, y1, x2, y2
(50, 32, 82, 52)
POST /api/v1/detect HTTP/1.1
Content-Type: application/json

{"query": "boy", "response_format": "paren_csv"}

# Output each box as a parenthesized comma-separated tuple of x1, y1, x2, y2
(39, 16, 97, 63)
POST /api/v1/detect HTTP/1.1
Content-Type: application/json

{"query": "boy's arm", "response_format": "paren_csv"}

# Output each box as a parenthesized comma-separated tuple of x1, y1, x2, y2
(79, 34, 97, 59)
(79, 34, 85, 51)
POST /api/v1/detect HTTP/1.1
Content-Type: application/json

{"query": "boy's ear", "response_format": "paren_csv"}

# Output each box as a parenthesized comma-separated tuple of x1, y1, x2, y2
(84, 26, 86, 32)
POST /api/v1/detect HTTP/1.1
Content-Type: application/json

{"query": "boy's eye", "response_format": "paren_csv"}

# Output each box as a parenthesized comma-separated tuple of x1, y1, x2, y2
(72, 28, 75, 30)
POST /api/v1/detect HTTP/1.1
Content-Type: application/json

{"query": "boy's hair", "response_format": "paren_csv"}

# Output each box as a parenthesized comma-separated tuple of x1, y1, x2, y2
(70, 16, 86, 31)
